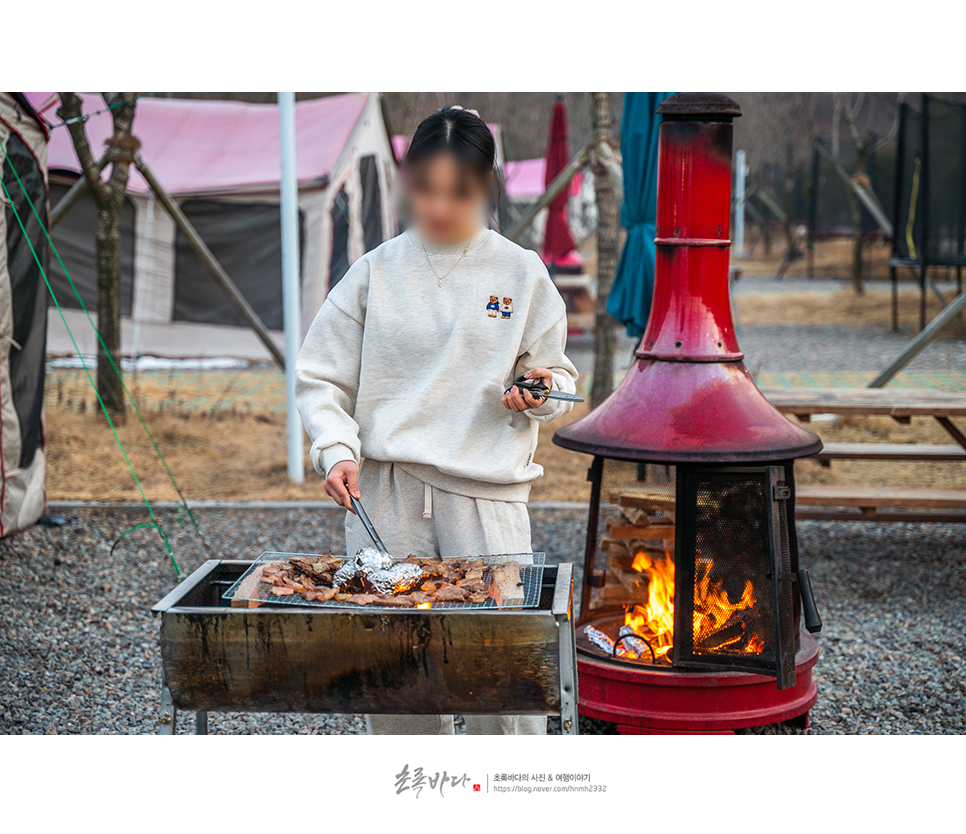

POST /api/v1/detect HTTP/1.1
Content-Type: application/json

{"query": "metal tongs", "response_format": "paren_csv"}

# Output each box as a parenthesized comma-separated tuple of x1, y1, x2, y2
(349, 494, 390, 554)
(505, 374, 584, 403)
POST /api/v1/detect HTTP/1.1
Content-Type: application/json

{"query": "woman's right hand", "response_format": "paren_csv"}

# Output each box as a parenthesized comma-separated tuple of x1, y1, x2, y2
(324, 460, 361, 511)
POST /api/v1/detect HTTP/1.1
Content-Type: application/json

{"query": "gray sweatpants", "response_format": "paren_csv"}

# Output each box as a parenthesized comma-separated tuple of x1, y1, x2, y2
(344, 460, 546, 736)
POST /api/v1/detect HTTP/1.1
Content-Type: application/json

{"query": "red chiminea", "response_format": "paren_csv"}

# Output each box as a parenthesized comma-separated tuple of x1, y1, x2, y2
(554, 93, 823, 734)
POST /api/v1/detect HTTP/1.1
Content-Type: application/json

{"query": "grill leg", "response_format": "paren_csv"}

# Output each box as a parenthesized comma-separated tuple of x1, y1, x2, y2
(195, 711, 208, 735)
(159, 684, 177, 735)
(557, 614, 579, 736)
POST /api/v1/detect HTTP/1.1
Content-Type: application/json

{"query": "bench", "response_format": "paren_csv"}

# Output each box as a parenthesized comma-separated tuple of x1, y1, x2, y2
(760, 387, 966, 521)
(795, 485, 966, 522)
(815, 442, 966, 466)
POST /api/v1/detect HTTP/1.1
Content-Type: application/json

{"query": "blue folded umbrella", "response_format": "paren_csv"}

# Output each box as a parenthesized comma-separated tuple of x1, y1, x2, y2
(606, 92, 674, 338)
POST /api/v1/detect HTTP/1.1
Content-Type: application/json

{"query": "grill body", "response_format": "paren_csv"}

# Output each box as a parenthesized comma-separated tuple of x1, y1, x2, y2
(152, 559, 578, 733)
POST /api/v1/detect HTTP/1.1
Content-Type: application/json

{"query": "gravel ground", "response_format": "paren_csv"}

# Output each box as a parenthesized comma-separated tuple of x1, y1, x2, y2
(568, 322, 966, 379)
(566, 276, 966, 379)
(739, 324, 966, 375)
(1, 505, 963, 735)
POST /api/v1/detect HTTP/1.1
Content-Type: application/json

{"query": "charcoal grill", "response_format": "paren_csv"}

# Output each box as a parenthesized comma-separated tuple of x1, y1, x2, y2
(152, 559, 578, 735)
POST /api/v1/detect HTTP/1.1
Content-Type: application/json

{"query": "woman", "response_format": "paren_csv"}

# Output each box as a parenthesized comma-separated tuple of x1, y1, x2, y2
(295, 106, 579, 735)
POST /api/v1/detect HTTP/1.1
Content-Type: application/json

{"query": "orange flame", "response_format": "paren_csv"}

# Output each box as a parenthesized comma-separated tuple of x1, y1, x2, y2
(416, 602, 432, 609)
(622, 549, 760, 662)
(624, 550, 675, 659)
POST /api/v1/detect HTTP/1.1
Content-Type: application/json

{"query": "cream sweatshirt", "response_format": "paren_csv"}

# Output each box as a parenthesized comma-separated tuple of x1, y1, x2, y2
(295, 228, 579, 502)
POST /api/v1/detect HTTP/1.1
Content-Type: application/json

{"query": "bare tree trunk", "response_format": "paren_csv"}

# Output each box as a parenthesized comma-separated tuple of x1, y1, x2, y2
(761, 216, 773, 257)
(847, 190, 864, 294)
(850, 146, 869, 294)
(591, 92, 620, 409)
(95, 203, 126, 415)
(831, 93, 842, 159)
(58, 92, 138, 422)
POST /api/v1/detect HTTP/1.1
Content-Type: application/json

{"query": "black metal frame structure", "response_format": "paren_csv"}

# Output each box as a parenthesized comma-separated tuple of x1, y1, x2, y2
(890, 93, 966, 332)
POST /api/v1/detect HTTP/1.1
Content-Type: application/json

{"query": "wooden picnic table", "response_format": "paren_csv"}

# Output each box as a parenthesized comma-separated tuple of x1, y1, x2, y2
(762, 387, 966, 449)
(760, 387, 966, 522)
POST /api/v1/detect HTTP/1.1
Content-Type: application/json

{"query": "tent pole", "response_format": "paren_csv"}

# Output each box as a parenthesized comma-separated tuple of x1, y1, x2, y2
(133, 154, 286, 369)
(49, 153, 109, 229)
(278, 92, 304, 484)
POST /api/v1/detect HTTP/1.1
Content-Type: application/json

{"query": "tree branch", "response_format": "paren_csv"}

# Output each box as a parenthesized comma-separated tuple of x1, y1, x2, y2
(57, 92, 109, 204)
(843, 92, 865, 149)
(870, 93, 903, 153)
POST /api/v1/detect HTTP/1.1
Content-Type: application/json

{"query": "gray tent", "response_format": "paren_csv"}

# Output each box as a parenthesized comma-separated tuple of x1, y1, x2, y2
(0, 93, 48, 536)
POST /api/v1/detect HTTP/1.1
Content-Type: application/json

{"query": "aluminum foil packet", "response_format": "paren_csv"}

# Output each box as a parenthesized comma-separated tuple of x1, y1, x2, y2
(617, 625, 653, 658)
(367, 563, 423, 594)
(334, 547, 415, 592)
(583, 624, 616, 655)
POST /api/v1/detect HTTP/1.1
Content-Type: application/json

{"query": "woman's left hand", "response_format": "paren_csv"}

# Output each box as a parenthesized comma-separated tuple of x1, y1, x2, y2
(502, 368, 553, 413)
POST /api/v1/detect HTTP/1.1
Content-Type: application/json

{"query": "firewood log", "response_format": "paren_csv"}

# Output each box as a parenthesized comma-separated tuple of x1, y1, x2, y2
(610, 489, 676, 514)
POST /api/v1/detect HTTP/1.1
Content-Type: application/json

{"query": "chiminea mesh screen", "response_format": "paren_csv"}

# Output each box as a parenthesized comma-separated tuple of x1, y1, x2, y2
(577, 457, 799, 687)
(673, 465, 797, 687)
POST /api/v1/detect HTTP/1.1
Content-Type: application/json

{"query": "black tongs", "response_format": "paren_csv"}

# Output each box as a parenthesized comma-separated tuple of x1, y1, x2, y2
(349, 494, 390, 554)
(505, 374, 584, 403)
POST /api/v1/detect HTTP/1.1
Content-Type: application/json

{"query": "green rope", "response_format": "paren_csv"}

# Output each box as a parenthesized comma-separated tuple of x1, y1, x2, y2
(2, 145, 211, 557)
(109, 522, 171, 561)
(0, 158, 181, 578)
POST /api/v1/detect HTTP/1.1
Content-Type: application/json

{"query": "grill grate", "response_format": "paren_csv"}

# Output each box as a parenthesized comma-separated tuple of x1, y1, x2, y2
(222, 552, 546, 611)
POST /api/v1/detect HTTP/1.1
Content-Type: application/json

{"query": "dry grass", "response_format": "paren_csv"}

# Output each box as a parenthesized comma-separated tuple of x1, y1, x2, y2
(737, 237, 894, 281)
(739, 235, 966, 289)
(43, 369, 594, 504)
(736, 288, 966, 338)
(46, 405, 322, 503)
(44, 377, 966, 505)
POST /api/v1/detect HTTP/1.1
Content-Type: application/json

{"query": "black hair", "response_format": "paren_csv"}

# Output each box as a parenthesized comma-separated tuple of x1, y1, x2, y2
(405, 106, 501, 207)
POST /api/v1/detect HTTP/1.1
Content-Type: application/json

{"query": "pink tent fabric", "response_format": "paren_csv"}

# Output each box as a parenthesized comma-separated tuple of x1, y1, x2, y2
(505, 157, 583, 200)
(27, 93, 370, 195)
(505, 158, 545, 198)
(391, 134, 410, 162)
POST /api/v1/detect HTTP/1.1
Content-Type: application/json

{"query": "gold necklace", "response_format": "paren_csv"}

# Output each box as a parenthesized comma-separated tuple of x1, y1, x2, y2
(421, 239, 471, 287)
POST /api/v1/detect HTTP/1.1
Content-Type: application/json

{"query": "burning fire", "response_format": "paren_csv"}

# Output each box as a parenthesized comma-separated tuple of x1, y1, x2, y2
(624, 550, 675, 660)
(621, 549, 761, 662)
(416, 602, 432, 609)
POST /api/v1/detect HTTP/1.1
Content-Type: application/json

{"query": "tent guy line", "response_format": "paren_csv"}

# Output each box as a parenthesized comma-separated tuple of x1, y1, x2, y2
(1, 144, 189, 577)
(2, 144, 210, 552)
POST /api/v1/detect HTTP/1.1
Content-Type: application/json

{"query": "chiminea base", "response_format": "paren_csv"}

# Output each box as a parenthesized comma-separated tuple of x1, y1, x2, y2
(578, 631, 818, 734)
